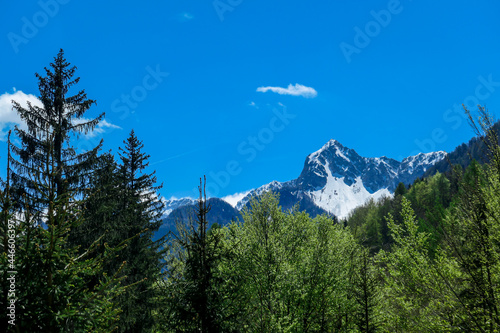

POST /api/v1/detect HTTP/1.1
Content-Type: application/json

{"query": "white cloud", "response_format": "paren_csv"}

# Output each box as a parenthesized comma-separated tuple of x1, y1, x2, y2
(0, 89, 41, 141)
(178, 12, 194, 22)
(248, 101, 259, 109)
(0, 89, 119, 141)
(256, 83, 318, 98)
(222, 190, 252, 208)
(73, 118, 121, 138)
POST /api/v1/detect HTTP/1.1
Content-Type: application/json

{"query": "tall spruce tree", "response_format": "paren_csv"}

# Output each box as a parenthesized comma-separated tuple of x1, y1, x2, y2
(112, 130, 165, 332)
(9, 49, 103, 213)
(0, 54, 126, 330)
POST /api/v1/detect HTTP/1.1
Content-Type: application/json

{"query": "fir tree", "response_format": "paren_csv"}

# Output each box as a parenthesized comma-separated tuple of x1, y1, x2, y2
(1, 120, 125, 333)
(9, 49, 104, 213)
(112, 130, 165, 332)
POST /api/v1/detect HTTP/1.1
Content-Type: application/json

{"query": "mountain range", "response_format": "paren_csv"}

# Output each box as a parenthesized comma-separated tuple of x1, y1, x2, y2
(162, 139, 446, 228)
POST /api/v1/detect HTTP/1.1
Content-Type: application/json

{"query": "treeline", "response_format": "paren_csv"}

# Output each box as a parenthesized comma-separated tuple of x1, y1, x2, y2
(2, 50, 500, 332)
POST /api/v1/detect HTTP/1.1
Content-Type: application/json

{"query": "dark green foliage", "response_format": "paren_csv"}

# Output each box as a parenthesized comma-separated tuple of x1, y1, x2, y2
(346, 196, 402, 253)
(69, 130, 166, 332)
(0, 141, 125, 332)
(161, 177, 226, 332)
(9, 49, 103, 213)
(9, 195, 125, 332)
(394, 182, 407, 196)
(102, 130, 165, 332)
(424, 115, 500, 177)
(350, 247, 381, 332)
(1, 51, 126, 332)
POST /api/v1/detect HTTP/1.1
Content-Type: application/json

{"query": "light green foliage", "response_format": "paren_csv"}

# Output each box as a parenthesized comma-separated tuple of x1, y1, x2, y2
(224, 192, 359, 332)
(377, 197, 460, 331)
(347, 172, 452, 254)
(437, 108, 500, 331)
(405, 172, 451, 237)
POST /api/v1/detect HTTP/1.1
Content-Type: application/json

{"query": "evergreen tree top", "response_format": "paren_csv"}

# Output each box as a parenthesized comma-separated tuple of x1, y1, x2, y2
(9, 49, 105, 208)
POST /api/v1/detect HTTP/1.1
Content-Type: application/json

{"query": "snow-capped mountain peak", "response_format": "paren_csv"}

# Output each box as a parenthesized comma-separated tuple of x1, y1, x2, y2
(308, 139, 352, 165)
(163, 140, 447, 221)
(235, 140, 446, 219)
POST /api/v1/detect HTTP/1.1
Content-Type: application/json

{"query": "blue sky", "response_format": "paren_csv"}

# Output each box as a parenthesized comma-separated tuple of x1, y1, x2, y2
(1, 0, 500, 201)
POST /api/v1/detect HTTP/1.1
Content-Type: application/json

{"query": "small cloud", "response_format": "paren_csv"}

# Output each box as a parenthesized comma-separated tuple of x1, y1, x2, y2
(76, 118, 121, 138)
(257, 83, 318, 98)
(222, 190, 252, 208)
(178, 12, 194, 22)
(248, 101, 259, 109)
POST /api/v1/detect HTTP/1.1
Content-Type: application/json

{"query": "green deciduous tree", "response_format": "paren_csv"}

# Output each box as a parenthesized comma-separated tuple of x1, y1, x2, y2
(377, 197, 460, 331)
(225, 192, 358, 332)
(436, 107, 500, 331)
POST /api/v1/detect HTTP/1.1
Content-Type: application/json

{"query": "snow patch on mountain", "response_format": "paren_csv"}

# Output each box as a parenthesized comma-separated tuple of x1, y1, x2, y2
(222, 190, 252, 208)
(306, 160, 391, 219)
(235, 180, 286, 210)
(163, 197, 196, 217)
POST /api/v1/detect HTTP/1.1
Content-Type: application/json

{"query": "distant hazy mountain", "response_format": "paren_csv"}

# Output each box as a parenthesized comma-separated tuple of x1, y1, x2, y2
(155, 198, 241, 240)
